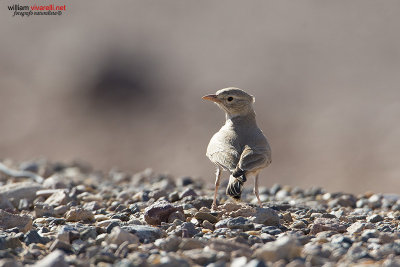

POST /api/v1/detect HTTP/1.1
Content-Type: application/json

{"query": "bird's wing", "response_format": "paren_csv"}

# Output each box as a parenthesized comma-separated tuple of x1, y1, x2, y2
(236, 145, 271, 173)
(206, 130, 240, 171)
(207, 147, 240, 172)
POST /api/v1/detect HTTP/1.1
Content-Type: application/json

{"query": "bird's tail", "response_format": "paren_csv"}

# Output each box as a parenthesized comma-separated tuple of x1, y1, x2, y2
(226, 175, 245, 200)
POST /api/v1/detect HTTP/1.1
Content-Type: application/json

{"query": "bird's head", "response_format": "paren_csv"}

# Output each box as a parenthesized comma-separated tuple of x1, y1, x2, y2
(202, 87, 255, 118)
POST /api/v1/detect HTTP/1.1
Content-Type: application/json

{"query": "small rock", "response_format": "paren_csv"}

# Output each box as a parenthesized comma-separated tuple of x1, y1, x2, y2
(227, 217, 254, 231)
(177, 176, 194, 187)
(80, 227, 97, 240)
(144, 202, 183, 225)
(310, 218, 347, 235)
(251, 207, 280, 226)
(203, 220, 214, 230)
(0, 182, 42, 207)
(122, 225, 163, 243)
(178, 222, 200, 238)
(0, 259, 23, 267)
(0, 236, 22, 250)
(195, 212, 218, 224)
(180, 188, 198, 199)
(148, 189, 168, 200)
(231, 257, 248, 267)
(0, 194, 13, 210)
(168, 191, 180, 202)
(44, 191, 69, 206)
(32, 250, 68, 267)
(168, 211, 186, 223)
(49, 239, 72, 252)
(347, 221, 365, 234)
(54, 205, 68, 216)
(182, 248, 217, 265)
(328, 194, 356, 208)
(368, 214, 384, 223)
(157, 255, 190, 267)
(155, 236, 181, 252)
(245, 259, 267, 267)
(43, 174, 67, 189)
(368, 194, 382, 209)
(208, 239, 252, 256)
(65, 208, 94, 222)
(282, 212, 293, 222)
(0, 209, 32, 233)
(189, 197, 214, 209)
(96, 219, 121, 228)
(24, 230, 49, 245)
(179, 238, 205, 250)
(291, 220, 306, 229)
(34, 202, 55, 217)
(57, 225, 79, 244)
(83, 201, 102, 211)
(106, 227, 139, 245)
(255, 236, 302, 262)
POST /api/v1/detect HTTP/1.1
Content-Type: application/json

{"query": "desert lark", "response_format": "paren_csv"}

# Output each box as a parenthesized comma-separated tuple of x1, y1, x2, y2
(202, 87, 271, 209)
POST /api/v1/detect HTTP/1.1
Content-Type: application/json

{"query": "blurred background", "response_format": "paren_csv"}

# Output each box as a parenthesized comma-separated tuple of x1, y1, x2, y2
(1, 1, 400, 194)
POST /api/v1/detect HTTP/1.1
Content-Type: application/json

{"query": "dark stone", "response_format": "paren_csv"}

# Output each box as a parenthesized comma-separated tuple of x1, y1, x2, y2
(48, 218, 66, 225)
(122, 225, 163, 243)
(261, 226, 282, 235)
(111, 213, 130, 221)
(189, 197, 214, 210)
(0, 235, 22, 250)
(24, 230, 49, 245)
(180, 188, 198, 199)
(226, 217, 254, 231)
(80, 227, 97, 240)
(178, 177, 194, 187)
(106, 222, 120, 234)
(175, 222, 200, 238)
(144, 202, 183, 225)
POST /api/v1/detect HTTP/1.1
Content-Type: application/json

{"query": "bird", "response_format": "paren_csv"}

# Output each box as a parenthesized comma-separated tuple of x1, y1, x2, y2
(202, 87, 271, 209)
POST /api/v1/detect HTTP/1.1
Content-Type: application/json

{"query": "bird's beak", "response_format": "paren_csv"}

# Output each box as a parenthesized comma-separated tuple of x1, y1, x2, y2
(202, 94, 221, 103)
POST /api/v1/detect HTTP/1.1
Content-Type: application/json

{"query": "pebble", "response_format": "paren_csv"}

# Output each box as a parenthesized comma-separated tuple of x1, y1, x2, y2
(106, 227, 139, 245)
(34, 202, 55, 217)
(31, 250, 68, 267)
(251, 207, 280, 226)
(368, 214, 384, 223)
(121, 225, 163, 242)
(0, 182, 42, 207)
(65, 208, 94, 222)
(179, 238, 204, 250)
(227, 217, 254, 231)
(347, 221, 365, 234)
(255, 235, 302, 262)
(144, 202, 183, 225)
(44, 191, 69, 206)
(0, 209, 32, 233)
(195, 212, 218, 223)
(24, 230, 49, 245)
(310, 218, 347, 234)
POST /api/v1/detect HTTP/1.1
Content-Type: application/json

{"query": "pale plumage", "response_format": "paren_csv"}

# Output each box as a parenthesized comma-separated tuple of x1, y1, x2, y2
(203, 87, 271, 209)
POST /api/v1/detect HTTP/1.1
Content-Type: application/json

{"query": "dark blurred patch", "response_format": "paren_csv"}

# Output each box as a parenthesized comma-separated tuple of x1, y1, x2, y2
(86, 50, 157, 114)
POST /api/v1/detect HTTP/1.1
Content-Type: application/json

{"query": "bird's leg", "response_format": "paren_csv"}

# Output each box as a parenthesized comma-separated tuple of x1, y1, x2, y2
(212, 167, 222, 210)
(254, 174, 262, 207)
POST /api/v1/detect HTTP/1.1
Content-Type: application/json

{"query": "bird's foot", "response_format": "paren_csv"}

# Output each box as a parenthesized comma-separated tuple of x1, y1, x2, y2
(211, 203, 219, 211)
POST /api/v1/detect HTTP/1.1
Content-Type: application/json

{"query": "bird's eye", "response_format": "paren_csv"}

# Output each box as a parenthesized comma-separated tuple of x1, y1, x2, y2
(227, 97, 233, 102)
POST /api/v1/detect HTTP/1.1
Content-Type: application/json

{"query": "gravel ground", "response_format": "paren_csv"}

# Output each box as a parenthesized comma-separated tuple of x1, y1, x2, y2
(1, 160, 400, 267)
